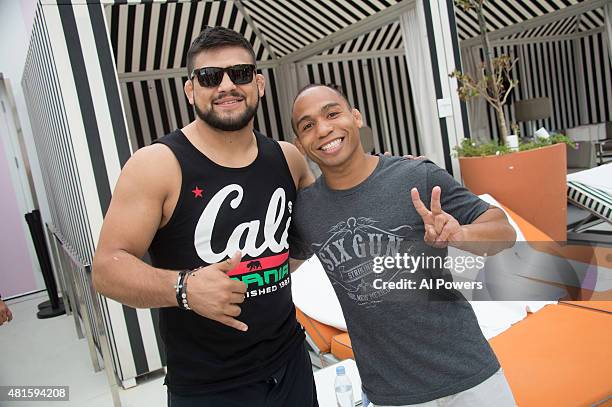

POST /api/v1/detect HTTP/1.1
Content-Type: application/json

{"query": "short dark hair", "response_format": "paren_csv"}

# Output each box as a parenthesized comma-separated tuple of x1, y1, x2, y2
(293, 83, 351, 109)
(186, 26, 256, 76)
(291, 84, 352, 134)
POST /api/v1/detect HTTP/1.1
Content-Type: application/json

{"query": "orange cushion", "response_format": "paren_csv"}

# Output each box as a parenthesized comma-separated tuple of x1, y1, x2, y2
(331, 333, 354, 360)
(296, 307, 343, 353)
(501, 205, 553, 242)
(490, 304, 612, 407)
(304, 303, 612, 406)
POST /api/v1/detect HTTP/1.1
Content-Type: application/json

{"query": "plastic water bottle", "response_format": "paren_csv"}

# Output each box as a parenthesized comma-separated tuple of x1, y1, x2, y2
(334, 365, 354, 407)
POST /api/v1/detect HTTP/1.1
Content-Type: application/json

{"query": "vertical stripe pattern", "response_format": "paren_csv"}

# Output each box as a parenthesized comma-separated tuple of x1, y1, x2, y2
(120, 66, 288, 150)
(23, 0, 165, 385)
(302, 57, 420, 156)
(482, 32, 611, 140)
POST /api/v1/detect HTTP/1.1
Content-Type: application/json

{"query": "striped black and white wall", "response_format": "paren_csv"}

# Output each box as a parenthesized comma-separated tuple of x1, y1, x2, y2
(482, 31, 611, 141)
(22, 3, 96, 264)
(577, 31, 611, 125)
(23, 0, 163, 386)
(455, 2, 611, 141)
(119, 67, 287, 151)
(22, 3, 110, 352)
(113, 2, 421, 156)
(109, 0, 287, 150)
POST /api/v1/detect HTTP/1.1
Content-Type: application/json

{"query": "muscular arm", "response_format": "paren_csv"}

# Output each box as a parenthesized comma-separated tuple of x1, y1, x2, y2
(279, 141, 315, 191)
(455, 207, 517, 255)
(92, 145, 178, 308)
(279, 141, 315, 272)
(464, 207, 516, 241)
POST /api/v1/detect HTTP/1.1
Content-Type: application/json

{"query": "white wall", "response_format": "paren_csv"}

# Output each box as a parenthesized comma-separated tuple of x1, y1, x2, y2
(0, 91, 38, 297)
(0, 0, 52, 295)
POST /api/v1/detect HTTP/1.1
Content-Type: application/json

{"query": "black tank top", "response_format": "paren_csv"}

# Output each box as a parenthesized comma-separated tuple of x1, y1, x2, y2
(149, 129, 303, 395)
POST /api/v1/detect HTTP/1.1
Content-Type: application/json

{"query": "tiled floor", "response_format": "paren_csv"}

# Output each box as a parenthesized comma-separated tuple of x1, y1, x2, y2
(0, 292, 166, 407)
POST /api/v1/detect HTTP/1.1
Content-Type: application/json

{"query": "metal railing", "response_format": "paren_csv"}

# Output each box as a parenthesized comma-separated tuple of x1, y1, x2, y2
(45, 224, 122, 407)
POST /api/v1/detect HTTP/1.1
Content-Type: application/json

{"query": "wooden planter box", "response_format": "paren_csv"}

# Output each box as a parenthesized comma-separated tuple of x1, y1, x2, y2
(459, 143, 567, 241)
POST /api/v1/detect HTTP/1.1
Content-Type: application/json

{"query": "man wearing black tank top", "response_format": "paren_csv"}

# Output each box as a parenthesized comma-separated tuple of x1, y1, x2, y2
(93, 27, 317, 407)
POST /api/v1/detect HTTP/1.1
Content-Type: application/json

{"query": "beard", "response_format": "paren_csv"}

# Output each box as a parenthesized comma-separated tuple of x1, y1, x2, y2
(194, 91, 259, 132)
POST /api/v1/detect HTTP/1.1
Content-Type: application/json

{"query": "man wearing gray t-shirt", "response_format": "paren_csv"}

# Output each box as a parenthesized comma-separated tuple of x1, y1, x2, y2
(288, 84, 517, 406)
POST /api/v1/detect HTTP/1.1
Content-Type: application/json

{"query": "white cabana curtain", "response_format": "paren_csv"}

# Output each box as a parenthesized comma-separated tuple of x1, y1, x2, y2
(275, 63, 300, 139)
(276, 62, 323, 177)
(605, 2, 612, 65)
(460, 46, 490, 143)
(400, 3, 445, 167)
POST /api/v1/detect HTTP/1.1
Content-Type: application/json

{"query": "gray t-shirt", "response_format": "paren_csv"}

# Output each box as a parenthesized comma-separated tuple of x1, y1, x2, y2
(289, 156, 500, 405)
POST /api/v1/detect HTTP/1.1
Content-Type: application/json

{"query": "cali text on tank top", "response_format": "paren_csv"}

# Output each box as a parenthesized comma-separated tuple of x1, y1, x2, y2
(148, 129, 303, 395)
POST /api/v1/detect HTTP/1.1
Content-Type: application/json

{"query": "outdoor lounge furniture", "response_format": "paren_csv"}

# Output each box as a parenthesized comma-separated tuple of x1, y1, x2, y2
(567, 163, 612, 244)
(566, 123, 611, 167)
(595, 122, 612, 165)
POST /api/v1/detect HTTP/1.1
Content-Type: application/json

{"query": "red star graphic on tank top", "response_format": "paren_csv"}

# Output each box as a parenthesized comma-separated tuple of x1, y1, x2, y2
(192, 186, 203, 198)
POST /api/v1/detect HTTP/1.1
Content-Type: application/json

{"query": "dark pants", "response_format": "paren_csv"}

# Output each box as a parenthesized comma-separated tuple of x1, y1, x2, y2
(168, 343, 318, 407)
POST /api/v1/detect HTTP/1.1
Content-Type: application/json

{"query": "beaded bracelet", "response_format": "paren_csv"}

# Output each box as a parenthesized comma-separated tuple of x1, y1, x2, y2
(175, 270, 191, 310)
(175, 266, 205, 310)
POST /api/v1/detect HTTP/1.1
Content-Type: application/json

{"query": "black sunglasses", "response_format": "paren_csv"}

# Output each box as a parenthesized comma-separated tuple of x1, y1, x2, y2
(190, 64, 256, 88)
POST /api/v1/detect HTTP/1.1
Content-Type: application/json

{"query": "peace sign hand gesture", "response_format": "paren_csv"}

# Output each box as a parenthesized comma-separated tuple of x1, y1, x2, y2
(410, 186, 465, 248)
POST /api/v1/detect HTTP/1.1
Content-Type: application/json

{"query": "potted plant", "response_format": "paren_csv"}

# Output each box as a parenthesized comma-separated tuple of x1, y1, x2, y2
(449, 0, 575, 241)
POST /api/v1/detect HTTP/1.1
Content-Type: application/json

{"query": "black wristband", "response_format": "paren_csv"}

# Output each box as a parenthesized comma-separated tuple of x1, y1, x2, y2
(175, 270, 191, 310)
